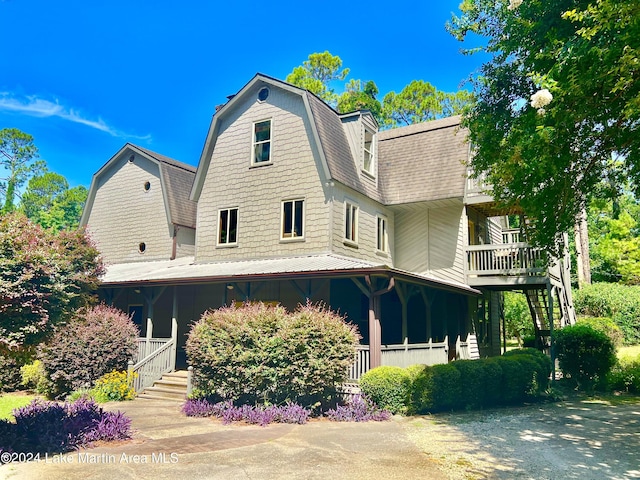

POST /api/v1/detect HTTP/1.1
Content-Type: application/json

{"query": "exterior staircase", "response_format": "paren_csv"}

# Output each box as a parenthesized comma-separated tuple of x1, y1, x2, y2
(137, 370, 188, 401)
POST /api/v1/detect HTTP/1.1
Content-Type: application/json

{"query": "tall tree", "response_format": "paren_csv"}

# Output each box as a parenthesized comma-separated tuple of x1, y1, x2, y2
(20, 170, 88, 231)
(285, 51, 350, 105)
(0, 128, 45, 213)
(337, 79, 383, 124)
(382, 80, 472, 128)
(447, 0, 640, 255)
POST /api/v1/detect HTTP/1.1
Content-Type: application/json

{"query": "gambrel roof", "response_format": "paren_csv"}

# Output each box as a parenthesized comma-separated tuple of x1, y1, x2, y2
(81, 143, 197, 229)
(378, 116, 469, 205)
(190, 74, 469, 207)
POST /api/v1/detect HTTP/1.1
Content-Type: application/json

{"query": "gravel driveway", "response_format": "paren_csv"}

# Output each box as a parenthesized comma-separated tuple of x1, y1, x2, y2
(402, 396, 640, 479)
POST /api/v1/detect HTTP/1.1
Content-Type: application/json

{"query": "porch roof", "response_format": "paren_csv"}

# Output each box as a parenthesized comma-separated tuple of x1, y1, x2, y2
(100, 254, 481, 296)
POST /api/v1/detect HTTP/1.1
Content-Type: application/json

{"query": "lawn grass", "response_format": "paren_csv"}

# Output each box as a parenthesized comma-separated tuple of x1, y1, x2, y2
(0, 392, 37, 421)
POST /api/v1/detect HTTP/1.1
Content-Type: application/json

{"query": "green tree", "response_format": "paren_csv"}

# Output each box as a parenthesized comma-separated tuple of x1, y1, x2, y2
(0, 213, 104, 351)
(382, 80, 472, 128)
(589, 193, 640, 284)
(447, 0, 640, 255)
(20, 171, 88, 231)
(285, 51, 350, 105)
(503, 291, 534, 343)
(0, 128, 45, 213)
(337, 79, 383, 124)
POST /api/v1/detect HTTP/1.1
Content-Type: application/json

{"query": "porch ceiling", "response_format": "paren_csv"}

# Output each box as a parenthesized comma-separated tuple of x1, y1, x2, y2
(100, 254, 481, 296)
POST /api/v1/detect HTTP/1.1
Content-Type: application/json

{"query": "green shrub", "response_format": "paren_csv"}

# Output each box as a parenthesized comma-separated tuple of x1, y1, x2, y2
(66, 388, 95, 402)
(503, 291, 534, 342)
(38, 304, 138, 398)
(574, 283, 640, 344)
(494, 355, 540, 403)
(186, 302, 359, 408)
(554, 324, 616, 389)
(503, 348, 551, 392)
(482, 358, 504, 405)
(90, 371, 136, 403)
(410, 363, 462, 413)
(0, 347, 33, 393)
(359, 366, 411, 414)
(451, 360, 488, 409)
(577, 316, 624, 348)
(607, 357, 640, 393)
(20, 360, 52, 396)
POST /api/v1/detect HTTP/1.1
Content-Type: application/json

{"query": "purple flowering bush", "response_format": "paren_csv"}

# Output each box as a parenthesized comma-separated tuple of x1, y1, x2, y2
(0, 398, 132, 458)
(324, 395, 391, 422)
(182, 399, 310, 426)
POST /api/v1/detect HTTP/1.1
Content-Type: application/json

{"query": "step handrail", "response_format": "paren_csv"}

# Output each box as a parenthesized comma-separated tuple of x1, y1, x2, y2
(128, 339, 175, 393)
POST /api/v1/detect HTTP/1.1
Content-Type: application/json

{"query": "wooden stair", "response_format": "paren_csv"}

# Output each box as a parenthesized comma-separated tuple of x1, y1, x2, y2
(137, 370, 188, 401)
(525, 288, 551, 348)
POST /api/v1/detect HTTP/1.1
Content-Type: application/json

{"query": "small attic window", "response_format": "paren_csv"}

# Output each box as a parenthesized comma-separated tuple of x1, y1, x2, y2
(363, 128, 375, 177)
(138, 242, 146, 253)
(144, 181, 151, 191)
(128, 154, 135, 163)
(258, 87, 269, 102)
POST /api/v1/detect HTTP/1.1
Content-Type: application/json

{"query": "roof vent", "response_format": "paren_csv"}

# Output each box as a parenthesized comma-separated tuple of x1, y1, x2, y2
(258, 87, 269, 102)
(128, 154, 135, 163)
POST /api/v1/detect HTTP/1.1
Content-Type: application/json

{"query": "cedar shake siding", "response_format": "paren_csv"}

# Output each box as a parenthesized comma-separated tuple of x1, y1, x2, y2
(194, 82, 331, 261)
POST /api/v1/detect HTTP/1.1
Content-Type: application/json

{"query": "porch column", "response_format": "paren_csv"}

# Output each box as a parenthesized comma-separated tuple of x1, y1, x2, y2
(547, 282, 555, 383)
(366, 275, 395, 370)
(141, 286, 166, 358)
(171, 286, 178, 372)
(421, 289, 434, 340)
(395, 283, 408, 343)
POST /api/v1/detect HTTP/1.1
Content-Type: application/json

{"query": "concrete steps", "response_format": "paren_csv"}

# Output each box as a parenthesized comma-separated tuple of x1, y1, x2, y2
(138, 370, 188, 402)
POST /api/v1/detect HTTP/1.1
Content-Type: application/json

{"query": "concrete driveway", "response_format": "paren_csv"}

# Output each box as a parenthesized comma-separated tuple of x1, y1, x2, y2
(3, 396, 640, 479)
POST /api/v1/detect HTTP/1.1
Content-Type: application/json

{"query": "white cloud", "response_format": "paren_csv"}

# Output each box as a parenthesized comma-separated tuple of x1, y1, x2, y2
(0, 92, 151, 141)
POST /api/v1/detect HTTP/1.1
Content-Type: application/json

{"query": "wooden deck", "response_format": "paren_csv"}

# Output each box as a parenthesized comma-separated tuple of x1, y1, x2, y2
(466, 242, 549, 287)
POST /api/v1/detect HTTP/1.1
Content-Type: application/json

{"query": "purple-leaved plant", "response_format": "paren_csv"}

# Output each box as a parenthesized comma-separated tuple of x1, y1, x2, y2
(182, 398, 311, 426)
(324, 395, 391, 422)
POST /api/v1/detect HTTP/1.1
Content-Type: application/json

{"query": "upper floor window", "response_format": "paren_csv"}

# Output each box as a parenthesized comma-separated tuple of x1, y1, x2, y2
(345, 202, 358, 244)
(363, 129, 375, 176)
(377, 216, 388, 253)
(282, 199, 304, 239)
(218, 208, 238, 245)
(253, 119, 272, 165)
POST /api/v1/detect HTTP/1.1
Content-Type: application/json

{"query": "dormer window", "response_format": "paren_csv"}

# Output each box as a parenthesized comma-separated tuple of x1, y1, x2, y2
(363, 128, 375, 176)
(253, 119, 272, 165)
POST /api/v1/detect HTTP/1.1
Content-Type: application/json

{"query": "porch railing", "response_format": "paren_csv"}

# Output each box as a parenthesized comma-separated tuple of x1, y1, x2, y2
(347, 338, 449, 381)
(467, 243, 546, 277)
(128, 338, 175, 393)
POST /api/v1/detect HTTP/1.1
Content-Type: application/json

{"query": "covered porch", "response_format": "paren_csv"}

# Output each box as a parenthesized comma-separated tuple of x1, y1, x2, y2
(100, 255, 481, 393)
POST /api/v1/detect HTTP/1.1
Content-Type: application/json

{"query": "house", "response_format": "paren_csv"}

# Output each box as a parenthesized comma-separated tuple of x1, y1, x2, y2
(81, 74, 575, 394)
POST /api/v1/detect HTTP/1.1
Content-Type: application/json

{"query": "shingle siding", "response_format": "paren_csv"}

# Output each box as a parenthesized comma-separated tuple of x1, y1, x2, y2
(195, 86, 330, 262)
(85, 155, 172, 263)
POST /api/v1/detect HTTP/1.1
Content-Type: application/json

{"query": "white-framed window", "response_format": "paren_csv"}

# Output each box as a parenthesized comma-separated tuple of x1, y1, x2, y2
(252, 119, 272, 165)
(377, 215, 388, 253)
(218, 207, 238, 245)
(281, 199, 304, 239)
(345, 202, 358, 244)
(363, 128, 375, 176)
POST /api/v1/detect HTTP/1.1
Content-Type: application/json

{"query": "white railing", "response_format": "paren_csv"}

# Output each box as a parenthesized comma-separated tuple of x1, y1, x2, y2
(134, 338, 172, 363)
(128, 339, 175, 393)
(347, 338, 449, 381)
(467, 243, 546, 276)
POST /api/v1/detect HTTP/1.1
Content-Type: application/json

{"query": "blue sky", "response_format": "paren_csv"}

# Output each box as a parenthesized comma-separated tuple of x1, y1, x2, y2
(0, 0, 486, 188)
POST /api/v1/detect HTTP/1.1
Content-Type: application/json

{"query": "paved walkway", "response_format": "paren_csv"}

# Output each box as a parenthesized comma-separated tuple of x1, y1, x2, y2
(2, 399, 446, 480)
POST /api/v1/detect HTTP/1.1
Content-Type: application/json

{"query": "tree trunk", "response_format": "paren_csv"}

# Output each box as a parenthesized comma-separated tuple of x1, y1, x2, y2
(574, 207, 591, 288)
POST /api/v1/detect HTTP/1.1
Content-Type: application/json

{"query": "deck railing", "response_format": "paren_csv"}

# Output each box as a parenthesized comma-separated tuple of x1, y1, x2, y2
(347, 338, 449, 381)
(134, 338, 172, 363)
(128, 339, 175, 393)
(467, 243, 547, 277)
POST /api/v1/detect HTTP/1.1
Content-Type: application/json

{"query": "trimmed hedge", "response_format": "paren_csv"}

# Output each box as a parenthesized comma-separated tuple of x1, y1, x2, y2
(359, 366, 411, 414)
(363, 348, 551, 414)
(554, 324, 616, 389)
(186, 302, 359, 408)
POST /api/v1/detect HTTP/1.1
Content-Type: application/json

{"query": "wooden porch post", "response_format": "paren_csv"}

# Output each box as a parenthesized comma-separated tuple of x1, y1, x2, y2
(395, 283, 408, 343)
(421, 289, 434, 340)
(171, 286, 178, 372)
(547, 282, 555, 384)
(145, 302, 153, 359)
(366, 275, 395, 370)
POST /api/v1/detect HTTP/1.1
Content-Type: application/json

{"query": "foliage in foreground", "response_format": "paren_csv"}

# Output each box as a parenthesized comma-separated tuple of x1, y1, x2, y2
(554, 324, 616, 389)
(90, 371, 136, 403)
(38, 304, 138, 398)
(608, 355, 640, 394)
(186, 302, 359, 408)
(0, 398, 131, 456)
(448, 0, 640, 254)
(359, 366, 411, 415)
